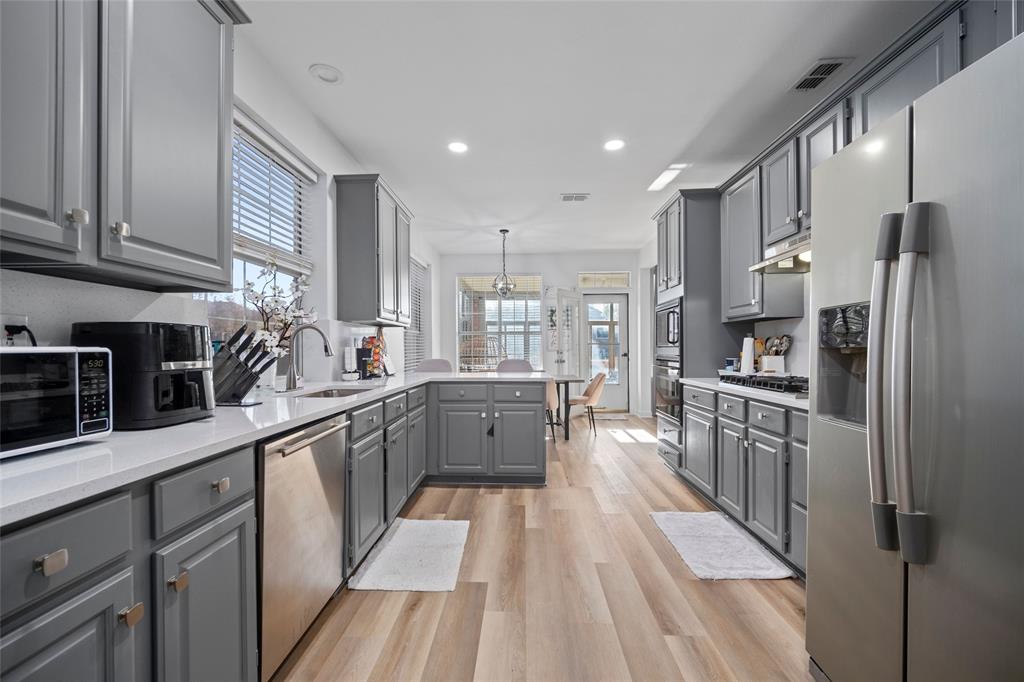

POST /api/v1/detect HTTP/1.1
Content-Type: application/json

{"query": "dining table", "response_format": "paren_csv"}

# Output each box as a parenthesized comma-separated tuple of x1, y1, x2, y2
(549, 373, 587, 441)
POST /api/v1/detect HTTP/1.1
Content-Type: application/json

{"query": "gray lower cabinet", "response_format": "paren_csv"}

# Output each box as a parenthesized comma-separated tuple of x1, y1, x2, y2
(760, 139, 799, 246)
(681, 406, 716, 497)
(407, 406, 427, 495)
(720, 170, 762, 320)
(0, 567, 136, 681)
(716, 417, 747, 520)
(493, 403, 545, 476)
(437, 403, 489, 474)
(746, 428, 788, 552)
(349, 431, 386, 569)
(385, 418, 409, 524)
(154, 501, 258, 682)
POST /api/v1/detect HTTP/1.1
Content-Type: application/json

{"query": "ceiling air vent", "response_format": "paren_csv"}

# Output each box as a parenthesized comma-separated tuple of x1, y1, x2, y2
(792, 58, 851, 91)
(560, 193, 591, 202)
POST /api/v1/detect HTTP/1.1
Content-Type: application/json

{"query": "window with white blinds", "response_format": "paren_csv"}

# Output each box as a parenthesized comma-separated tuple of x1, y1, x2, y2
(405, 258, 430, 371)
(231, 128, 314, 274)
(457, 275, 543, 371)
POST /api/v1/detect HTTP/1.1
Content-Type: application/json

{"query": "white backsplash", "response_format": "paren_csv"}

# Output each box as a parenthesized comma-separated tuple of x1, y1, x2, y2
(753, 274, 811, 376)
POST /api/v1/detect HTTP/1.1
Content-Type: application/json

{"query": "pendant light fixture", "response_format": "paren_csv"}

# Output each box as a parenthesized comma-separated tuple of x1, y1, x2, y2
(492, 229, 516, 299)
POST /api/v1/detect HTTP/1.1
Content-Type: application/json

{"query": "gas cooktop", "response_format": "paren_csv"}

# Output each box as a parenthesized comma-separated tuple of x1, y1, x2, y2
(719, 374, 809, 394)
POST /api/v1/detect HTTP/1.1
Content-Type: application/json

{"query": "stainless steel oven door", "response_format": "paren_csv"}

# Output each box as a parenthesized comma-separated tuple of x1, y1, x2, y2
(653, 361, 681, 421)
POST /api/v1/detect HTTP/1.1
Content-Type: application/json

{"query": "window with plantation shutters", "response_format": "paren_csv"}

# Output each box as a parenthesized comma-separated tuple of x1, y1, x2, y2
(456, 275, 543, 371)
(405, 258, 430, 371)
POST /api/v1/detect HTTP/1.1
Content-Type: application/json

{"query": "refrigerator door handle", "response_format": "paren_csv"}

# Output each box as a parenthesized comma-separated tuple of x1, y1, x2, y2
(866, 212, 903, 551)
(891, 201, 932, 564)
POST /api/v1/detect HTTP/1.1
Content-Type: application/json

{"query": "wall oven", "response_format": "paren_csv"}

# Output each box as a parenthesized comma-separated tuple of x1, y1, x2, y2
(655, 300, 680, 359)
(653, 358, 681, 422)
(0, 347, 113, 458)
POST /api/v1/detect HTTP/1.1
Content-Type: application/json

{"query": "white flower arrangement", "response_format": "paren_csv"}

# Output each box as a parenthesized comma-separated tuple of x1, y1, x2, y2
(241, 256, 316, 359)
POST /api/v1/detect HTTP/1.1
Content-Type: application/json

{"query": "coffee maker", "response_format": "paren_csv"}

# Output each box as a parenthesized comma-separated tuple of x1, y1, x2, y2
(70, 322, 215, 430)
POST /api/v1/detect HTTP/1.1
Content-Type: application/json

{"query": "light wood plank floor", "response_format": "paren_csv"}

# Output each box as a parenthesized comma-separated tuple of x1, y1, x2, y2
(276, 415, 809, 682)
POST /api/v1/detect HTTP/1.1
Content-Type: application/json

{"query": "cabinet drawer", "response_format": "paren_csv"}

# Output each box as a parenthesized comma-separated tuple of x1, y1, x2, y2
(658, 442, 680, 469)
(153, 448, 254, 538)
(791, 411, 808, 442)
(791, 441, 808, 507)
(407, 386, 427, 410)
(748, 401, 787, 436)
(682, 385, 716, 411)
(437, 384, 487, 402)
(351, 402, 384, 440)
(493, 384, 543, 403)
(657, 416, 682, 447)
(1, 493, 132, 615)
(384, 394, 408, 423)
(717, 394, 747, 420)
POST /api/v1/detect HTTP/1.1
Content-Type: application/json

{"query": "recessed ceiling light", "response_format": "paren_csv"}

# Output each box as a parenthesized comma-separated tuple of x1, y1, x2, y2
(668, 163, 690, 170)
(448, 141, 468, 154)
(603, 139, 625, 151)
(308, 63, 343, 85)
(647, 169, 682, 192)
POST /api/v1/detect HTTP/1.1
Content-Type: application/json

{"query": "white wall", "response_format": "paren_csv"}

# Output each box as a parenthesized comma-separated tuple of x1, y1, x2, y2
(636, 235, 658, 416)
(437, 249, 650, 413)
(753, 274, 810, 376)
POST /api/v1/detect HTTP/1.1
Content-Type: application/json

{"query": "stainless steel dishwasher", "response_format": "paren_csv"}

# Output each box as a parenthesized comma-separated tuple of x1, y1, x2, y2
(258, 414, 349, 681)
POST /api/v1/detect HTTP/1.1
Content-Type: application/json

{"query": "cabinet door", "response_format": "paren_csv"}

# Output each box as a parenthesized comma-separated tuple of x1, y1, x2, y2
(0, 568, 135, 681)
(1, 0, 90, 261)
(100, 0, 233, 288)
(716, 417, 747, 520)
(154, 501, 258, 682)
(665, 198, 683, 291)
(681, 406, 715, 497)
(493, 403, 545, 476)
(385, 419, 409, 524)
(377, 187, 398, 321)
(962, 0, 1023, 67)
(349, 432, 386, 568)
(850, 10, 960, 139)
(720, 170, 762, 319)
(761, 139, 798, 246)
(746, 429, 787, 551)
(407, 406, 427, 495)
(437, 403, 488, 474)
(655, 211, 668, 292)
(396, 209, 411, 325)
(797, 103, 846, 232)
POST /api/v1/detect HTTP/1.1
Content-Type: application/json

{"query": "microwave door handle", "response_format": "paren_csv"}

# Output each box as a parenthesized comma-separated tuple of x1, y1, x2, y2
(866, 212, 902, 552)
(891, 202, 931, 565)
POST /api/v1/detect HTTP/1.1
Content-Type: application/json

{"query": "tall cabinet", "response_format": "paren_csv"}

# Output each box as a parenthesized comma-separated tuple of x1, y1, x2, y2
(335, 174, 412, 327)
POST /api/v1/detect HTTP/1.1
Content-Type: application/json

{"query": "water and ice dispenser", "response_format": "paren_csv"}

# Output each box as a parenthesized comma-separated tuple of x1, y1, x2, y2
(817, 303, 869, 426)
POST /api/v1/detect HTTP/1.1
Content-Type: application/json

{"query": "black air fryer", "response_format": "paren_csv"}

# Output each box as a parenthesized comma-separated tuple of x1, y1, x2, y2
(71, 322, 215, 430)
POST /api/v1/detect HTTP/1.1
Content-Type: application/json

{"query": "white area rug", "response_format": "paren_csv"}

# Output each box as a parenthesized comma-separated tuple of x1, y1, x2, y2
(348, 518, 470, 591)
(651, 511, 794, 580)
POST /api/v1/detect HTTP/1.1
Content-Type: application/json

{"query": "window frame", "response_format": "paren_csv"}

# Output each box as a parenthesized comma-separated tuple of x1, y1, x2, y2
(405, 257, 431, 372)
(455, 274, 544, 372)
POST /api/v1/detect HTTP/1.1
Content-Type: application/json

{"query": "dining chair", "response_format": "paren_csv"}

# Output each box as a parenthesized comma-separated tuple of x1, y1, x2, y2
(495, 358, 534, 372)
(569, 372, 607, 432)
(545, 379, 559, 441)
(415, 358, 452, 372)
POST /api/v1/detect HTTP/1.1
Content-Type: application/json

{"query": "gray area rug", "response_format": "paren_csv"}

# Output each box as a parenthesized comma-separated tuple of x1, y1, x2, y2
(650, 511, 794, 580)
(348, 518, 470, 591)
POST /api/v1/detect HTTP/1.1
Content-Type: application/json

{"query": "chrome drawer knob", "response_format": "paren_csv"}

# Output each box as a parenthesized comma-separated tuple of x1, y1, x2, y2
(758, 412, 768, 420)
(119, 602, 145, 628)
(65, 208, 89, 224)
(167, 569, 190, 593)
(110, 221, 131, 238)
(211, 477, 231, 494)
(515, 391, 521, 397)
(33, 548, 69, 577)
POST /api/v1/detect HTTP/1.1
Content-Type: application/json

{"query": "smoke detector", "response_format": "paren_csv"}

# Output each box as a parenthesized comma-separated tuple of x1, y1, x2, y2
(792, 58, 851, 91)
(560, 193, 591, 202)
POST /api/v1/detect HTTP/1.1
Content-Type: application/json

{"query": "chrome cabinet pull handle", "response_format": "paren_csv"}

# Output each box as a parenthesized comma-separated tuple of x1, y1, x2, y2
(723, 402, 731, 409)
(110, 221, 131, 237)
(494, 412, 500, 419)
(211, 477, 230, 494)
(797, 208, 806, 219)
(167, 570, 190, 593)
(480, 412, 486, 419)
(368, 415, 377, 423)
(785, 215, 793, 224)
(459, 390, 466, 397)
(757, 412, 768, 420)
(279, 422, 350, 457)
(119, 602, 145, 627)
(65, 208, 89, 224)
(515, 391, 521, 398)
(34, 548, 69, 577)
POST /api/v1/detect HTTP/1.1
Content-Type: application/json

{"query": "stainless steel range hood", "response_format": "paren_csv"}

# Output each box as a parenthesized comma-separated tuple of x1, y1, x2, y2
(750, 232, 811, 273)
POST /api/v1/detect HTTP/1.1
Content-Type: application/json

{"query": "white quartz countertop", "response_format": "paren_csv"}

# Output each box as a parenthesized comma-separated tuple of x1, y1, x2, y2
(680, 377, 809, 411)
(0, 371, 550, 526)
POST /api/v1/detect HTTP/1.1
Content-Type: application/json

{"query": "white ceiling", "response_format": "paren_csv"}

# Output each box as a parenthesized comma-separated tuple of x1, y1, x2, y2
(239, 1, 931, 255)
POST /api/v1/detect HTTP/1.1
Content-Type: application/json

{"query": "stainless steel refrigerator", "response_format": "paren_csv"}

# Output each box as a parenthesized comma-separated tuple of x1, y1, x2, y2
(805, 34, 1024, 682)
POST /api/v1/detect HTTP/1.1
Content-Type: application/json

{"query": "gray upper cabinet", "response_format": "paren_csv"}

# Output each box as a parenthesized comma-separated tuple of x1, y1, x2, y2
(760, 140, 798, 246)
(796, 102, 846, 233)
(493, 403, 545, 476)
(349, 431, 387, 569)
(0, 0, 92, 264)
(0, 567, 136, 681)
(961, 0, 1024, 67)
(720, 170, 762, 320)
(437, 403, 489, 474)
(154, 501, 258, 682)
(336, 175, 412, 327)
(99, 0, 233, 290)
(654, 194, 684, 305)
(385, 418, 409, 524)
(850, 10, 961, 139)
(716, 417, 747, 520)
(407, 405, 427, 495)
(681, 405, 716, 497)
(746, 428, 788, 552)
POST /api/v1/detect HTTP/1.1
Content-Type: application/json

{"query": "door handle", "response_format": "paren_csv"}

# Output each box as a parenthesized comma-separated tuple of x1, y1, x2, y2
(167, 569, 190, 593)
(118, 602, 145, 628)
(33, 548, 70, 577)
(110, 221, 131, 238)
(891, 202, 931, 565)
(867, 212, 902, 552)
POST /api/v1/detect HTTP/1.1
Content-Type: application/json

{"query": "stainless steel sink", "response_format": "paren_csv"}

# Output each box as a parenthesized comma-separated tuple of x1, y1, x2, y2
(299, 387, 372, 398)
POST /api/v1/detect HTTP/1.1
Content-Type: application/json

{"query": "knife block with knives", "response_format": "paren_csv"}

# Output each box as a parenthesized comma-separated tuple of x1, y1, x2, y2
(213, 325, 275, 406)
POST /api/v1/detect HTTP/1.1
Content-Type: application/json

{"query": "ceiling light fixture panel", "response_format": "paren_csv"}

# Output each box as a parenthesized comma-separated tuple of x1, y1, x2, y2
(448, 141, 468, 154)
(603, 139, 625, 151)
(308, 63, 343, 85)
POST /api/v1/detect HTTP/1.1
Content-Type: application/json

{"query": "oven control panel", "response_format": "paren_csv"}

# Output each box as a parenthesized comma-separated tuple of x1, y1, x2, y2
(78, 350, 112, 434)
